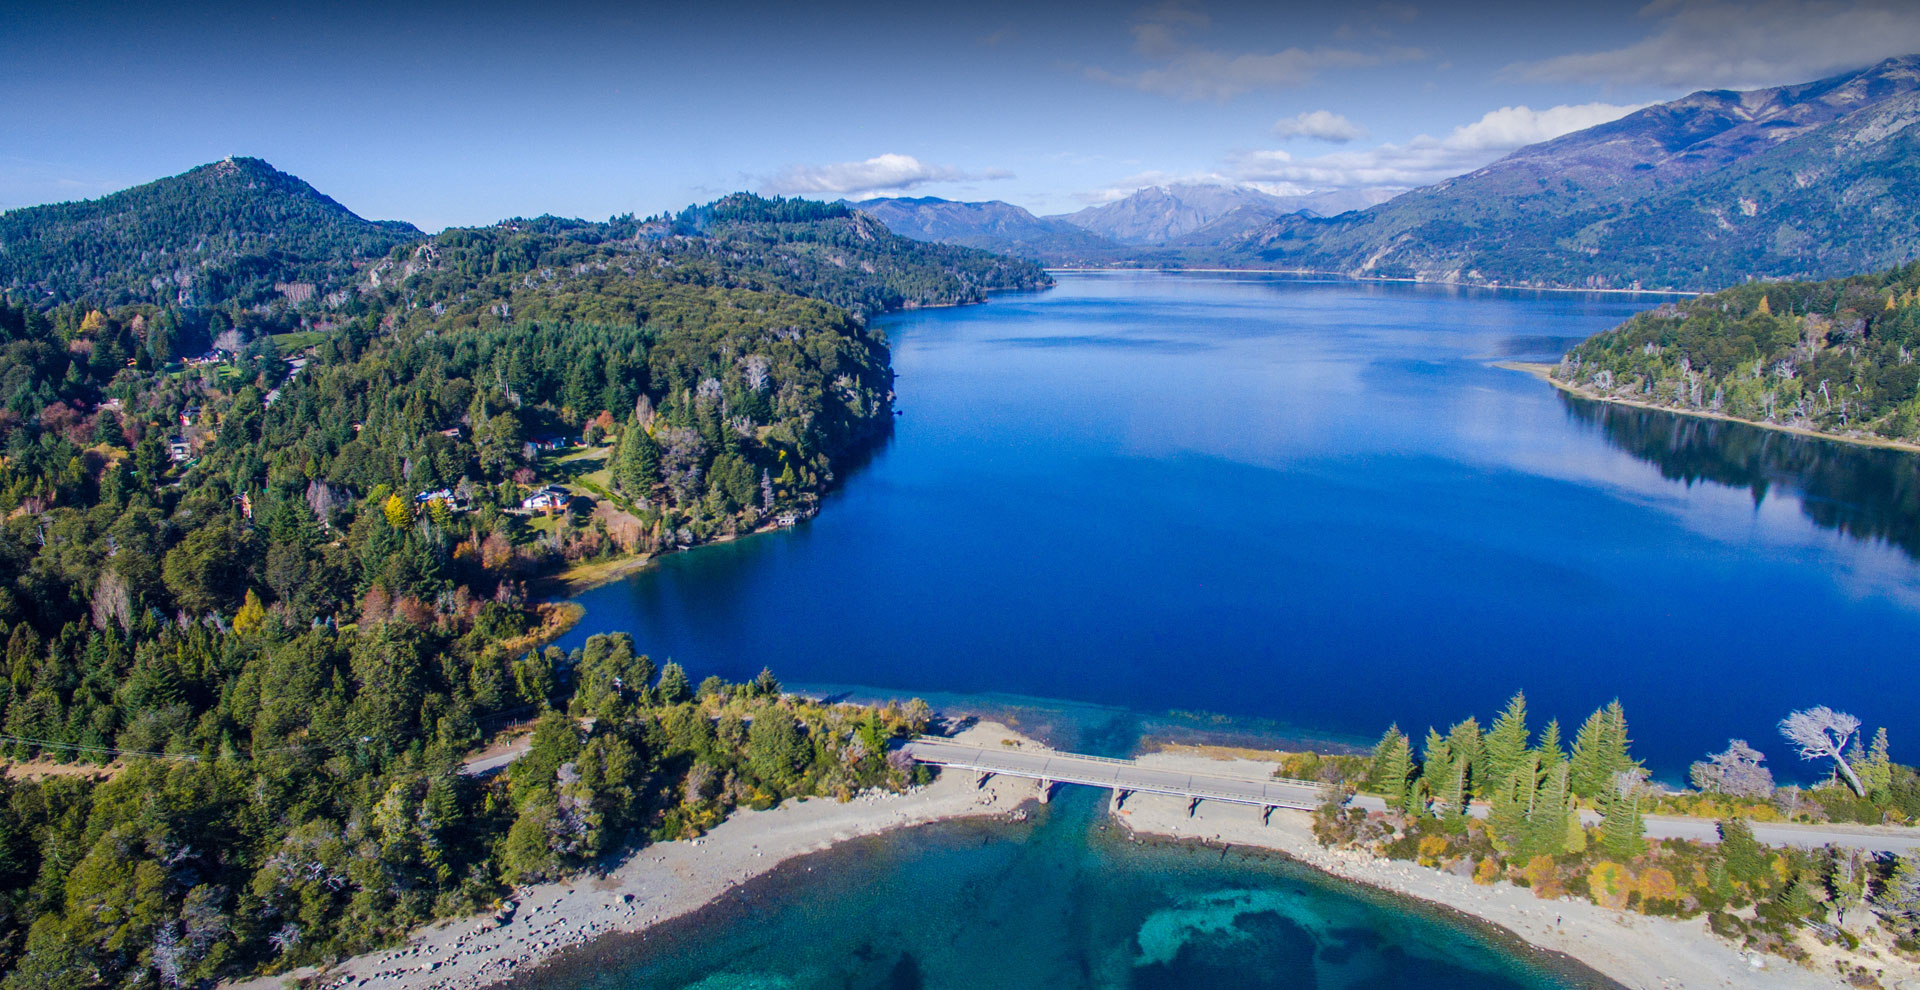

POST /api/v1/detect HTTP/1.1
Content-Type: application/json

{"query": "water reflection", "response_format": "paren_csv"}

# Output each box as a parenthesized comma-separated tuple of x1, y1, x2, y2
(1564, 395, 1920, 560)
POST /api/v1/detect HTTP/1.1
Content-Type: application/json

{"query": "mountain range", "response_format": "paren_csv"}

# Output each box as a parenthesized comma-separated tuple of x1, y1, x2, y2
(854, 55, 1920, 292)
(852, 184, 1399, 267)
(1055, 184, 1397, 246)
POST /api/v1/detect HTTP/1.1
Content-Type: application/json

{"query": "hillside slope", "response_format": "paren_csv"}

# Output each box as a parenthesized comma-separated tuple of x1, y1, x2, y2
(1228, 56, 1920, 290)
(0, 156, 422, 308)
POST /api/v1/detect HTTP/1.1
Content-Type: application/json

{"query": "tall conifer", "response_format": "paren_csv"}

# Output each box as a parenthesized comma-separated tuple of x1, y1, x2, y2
(1419, 729, 1453, 817)
(1570, 700, 1634, 800)
(1599, 774, 1646, 859)
(1368, 726, 1413, 808)
(1482, 693, 1529, 801)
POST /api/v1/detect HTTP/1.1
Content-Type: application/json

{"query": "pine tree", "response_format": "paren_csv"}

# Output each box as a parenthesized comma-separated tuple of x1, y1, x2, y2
(1569, 700, 1634, 800)
(1418, 729, 1452, 817)
(1445, 718, 1483, 802)
(1536, 719, 1564, 767)
(612, 415, 660, 498)
(1599, 774, 1646, 859)
(656, 662, 692, 705)
(1482, 693, 1529, 802)
(1488, 752, 1539, 853)
(1718, 818, 1768, 887)
(1367, 726, 1413, 808)
(1876, 849, 1920, 938)
(1524, 759, 1572, 857)
(1860, 727, 1894, 802)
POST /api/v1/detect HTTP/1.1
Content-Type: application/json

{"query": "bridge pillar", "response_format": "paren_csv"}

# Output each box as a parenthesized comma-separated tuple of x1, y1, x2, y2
(975, 771, 993, 789)
(1112, 788, 1132, 811)
(1262, 805, 1275, 826)
(1038, 778, 1053, 804)
(1187, 797, 1201, 818)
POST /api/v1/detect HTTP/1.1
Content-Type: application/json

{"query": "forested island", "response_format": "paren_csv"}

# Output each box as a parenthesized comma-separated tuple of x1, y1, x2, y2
(0, 158, 1045, 987)
(1554, 261, 1920, 447)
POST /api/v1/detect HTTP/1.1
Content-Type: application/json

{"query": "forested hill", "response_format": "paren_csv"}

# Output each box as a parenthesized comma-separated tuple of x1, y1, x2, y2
(0, 157, 424, 310)
(0, 164, 1057, 985)
(367, 194, 1052, 323)
(1555, 261, 1920, 443)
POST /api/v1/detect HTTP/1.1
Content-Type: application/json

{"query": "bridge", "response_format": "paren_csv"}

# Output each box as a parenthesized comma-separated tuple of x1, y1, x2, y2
(899, 737, 1333, 821)
(900, 737, 1920, 852)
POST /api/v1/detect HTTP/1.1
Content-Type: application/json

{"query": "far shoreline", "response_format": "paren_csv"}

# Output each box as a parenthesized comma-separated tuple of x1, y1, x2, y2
(1045, 267, 1703, 298)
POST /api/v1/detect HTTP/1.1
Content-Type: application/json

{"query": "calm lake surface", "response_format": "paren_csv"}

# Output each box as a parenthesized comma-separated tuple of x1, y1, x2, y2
(563, 271, 1920, 778)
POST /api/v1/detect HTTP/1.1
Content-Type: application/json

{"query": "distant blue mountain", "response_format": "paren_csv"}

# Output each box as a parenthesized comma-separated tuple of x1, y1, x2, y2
(848, 197, 1123, 262)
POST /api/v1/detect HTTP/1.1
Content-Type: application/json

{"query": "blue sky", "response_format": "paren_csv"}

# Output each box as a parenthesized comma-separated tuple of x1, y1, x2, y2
(5, 0, 1920, 229)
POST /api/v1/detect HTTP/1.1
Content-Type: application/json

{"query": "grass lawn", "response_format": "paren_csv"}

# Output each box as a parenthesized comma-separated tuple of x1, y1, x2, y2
(557, 444, 613, 464)
(268, 330, 328, 356)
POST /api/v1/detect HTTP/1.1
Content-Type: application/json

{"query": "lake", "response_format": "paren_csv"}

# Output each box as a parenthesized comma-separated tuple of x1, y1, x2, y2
(561, 271, 1920, 781)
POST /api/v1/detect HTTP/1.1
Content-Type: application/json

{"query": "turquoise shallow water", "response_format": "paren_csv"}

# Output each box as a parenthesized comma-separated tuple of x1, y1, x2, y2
(512, 785, 1613, 990)
(562, 271, 1920, 779)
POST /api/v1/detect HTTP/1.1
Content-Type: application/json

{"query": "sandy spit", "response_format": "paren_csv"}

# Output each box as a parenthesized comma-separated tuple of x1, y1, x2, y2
(221, 721, 1037, 990)
(1117, 750, 1865, 990)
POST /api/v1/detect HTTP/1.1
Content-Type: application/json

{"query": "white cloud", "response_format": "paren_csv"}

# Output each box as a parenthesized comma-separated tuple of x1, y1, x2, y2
(1231, 101, 1647, 189)
(1084, 2, 1421, 101)
(758, 154, 1012, 199)
(1444, 103, 1648, 151)
(1271, 110, 1368, 143)
(1509, 0, 1920, 90)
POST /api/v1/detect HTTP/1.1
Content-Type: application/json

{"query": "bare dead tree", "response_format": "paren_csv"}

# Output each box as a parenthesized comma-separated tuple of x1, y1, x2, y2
(1779, 706, 1866, 796)
(1689, 739, 1775, 798)
(742, 354, 772, 392)
(90, 569, 134, 632)
(1613, 766, 1650, 798)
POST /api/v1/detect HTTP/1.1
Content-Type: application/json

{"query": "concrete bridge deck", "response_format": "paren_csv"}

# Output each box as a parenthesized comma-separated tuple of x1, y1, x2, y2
(899, 737, 1331, 813)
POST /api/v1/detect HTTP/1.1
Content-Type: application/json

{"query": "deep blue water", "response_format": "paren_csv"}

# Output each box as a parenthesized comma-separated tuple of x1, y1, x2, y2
(562, 272, 1920, 780)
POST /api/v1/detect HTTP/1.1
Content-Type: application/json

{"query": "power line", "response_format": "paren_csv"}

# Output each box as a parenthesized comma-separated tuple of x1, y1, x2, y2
(0, 734, 198, 762)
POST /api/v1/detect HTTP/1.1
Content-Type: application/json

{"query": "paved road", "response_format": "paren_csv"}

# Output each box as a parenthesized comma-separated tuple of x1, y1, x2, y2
(903, 737, 1920, 853)
(460, 739, 532, 777)
(1637, 812, 1920, 852)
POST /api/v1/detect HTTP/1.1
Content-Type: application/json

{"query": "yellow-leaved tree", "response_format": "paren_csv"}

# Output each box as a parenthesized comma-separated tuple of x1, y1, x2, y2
(383, 493, 413, 529)
(233, 589, 266, 633)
